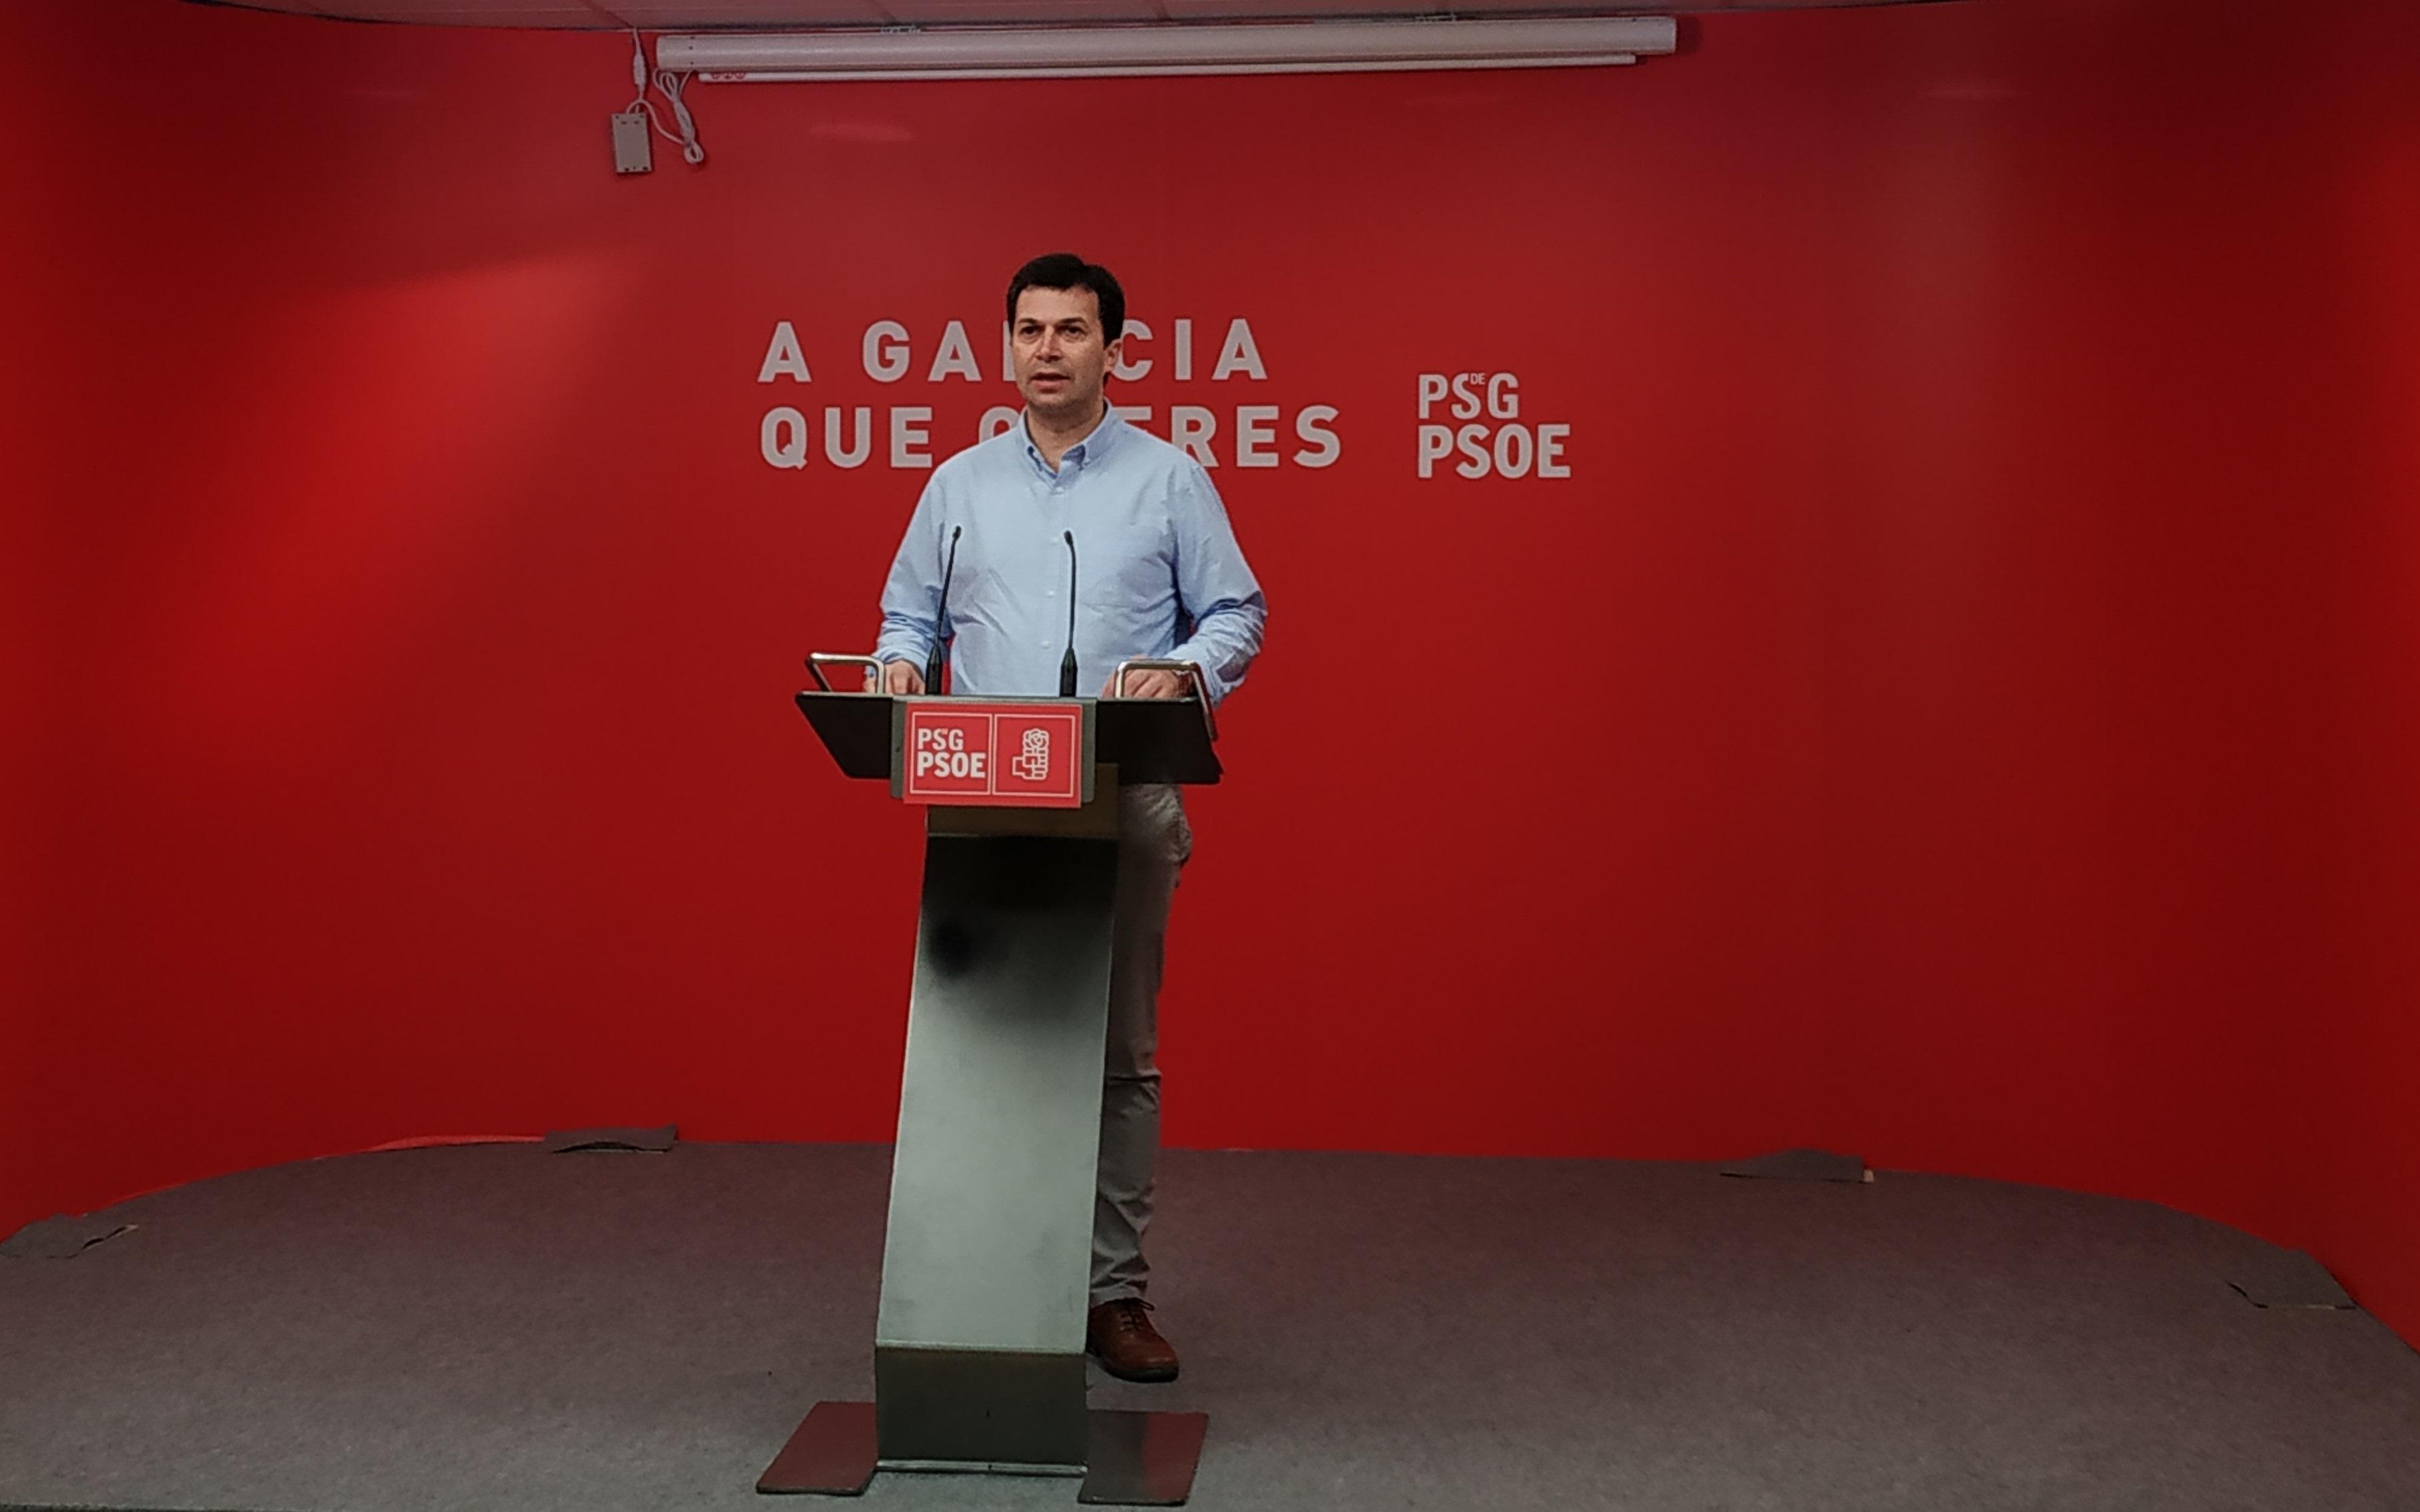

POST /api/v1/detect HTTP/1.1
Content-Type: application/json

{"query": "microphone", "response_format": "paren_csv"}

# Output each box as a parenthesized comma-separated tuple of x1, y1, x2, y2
(1058, 530, 1079, 698)
(923, 524, 962, 695)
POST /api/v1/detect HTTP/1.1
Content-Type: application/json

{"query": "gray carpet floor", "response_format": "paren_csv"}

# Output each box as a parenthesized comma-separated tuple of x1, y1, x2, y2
(3, 1143, 2416, 1511)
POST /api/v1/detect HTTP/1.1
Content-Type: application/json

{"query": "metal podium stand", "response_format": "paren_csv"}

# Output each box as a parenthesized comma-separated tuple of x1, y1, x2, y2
(760, 658, 1218, 1506)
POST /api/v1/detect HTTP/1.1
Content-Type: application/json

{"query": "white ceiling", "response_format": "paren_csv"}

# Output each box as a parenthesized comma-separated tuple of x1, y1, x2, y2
(188, 0, 1953, 29)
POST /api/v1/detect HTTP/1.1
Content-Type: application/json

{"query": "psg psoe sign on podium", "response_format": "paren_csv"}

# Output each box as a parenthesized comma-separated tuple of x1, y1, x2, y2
(896, 702, 1087, 807)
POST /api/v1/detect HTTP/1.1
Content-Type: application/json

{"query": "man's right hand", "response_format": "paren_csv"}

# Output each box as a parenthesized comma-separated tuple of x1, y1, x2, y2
(865, 661, 926, 695)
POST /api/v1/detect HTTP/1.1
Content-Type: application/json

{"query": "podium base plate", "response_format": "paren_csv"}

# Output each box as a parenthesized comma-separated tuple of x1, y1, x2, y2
(756, 1401, 1207, 1505)
(756, 1401, 878, 1495)
(1077, 1409, 1209, 1506)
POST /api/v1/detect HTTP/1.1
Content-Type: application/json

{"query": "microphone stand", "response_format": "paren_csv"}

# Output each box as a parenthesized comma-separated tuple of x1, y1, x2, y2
(1058, 530, 1080, 698)
(924, 524, 962, 695)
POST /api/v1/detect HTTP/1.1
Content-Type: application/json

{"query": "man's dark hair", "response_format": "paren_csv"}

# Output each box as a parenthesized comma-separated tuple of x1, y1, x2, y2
(1006, 253, 1125, 343)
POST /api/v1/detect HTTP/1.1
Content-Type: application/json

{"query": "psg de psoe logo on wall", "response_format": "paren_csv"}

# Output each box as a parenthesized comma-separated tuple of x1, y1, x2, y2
(1414, 372, 1575, 481)
(899, 703, 1085, 808)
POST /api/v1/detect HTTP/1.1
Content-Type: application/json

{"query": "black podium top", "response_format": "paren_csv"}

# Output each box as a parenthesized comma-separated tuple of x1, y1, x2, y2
(796, 693, 1221, 786)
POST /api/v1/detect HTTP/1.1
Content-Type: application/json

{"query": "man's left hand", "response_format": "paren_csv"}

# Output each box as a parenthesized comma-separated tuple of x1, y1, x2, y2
(1104, 669, 1187, 699)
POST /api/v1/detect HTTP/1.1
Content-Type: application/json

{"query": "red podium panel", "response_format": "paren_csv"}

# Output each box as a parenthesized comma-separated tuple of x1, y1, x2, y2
(897, 701, 1086, 808)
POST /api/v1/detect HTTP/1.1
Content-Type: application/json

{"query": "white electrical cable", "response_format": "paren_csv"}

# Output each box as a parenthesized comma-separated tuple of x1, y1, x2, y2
(654, 66, 707, 165)
(626, 29, 707, 165)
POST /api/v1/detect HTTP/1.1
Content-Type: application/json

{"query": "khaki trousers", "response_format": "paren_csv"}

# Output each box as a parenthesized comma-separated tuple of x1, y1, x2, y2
(1093, 783, 1191, 1306)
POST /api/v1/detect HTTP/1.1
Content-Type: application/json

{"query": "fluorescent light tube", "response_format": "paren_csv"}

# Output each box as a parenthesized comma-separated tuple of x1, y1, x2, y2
(656, 18, 1679, 83)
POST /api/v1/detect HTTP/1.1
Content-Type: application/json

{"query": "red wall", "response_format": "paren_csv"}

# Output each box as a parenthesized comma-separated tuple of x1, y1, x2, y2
(9, 0, 2419, 1338)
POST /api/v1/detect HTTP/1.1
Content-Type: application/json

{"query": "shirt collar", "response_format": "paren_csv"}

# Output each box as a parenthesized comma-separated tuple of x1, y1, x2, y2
(1022, 402, 1124, 476)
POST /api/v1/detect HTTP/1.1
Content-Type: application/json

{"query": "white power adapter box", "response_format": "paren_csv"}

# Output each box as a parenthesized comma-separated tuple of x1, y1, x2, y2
(611, 111, 653, 175)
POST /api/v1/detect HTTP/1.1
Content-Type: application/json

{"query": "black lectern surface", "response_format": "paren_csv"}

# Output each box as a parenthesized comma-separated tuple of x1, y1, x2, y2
(795, 691, 1221, 786)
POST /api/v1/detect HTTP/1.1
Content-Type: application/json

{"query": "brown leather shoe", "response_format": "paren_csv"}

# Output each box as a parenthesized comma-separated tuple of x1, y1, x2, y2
(1086, 1298, 1180, 1383)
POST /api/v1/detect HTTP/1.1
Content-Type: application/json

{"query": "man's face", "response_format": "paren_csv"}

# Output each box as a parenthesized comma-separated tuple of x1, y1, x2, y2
(1012, 285, 1121, 424)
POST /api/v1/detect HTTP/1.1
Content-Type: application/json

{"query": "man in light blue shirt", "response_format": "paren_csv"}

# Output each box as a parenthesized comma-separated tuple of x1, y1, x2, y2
(868, 254, 1266, 1383)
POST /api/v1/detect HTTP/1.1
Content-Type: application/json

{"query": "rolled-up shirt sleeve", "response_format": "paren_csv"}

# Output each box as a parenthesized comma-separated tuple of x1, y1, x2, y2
(1163, 460, 1266, 706)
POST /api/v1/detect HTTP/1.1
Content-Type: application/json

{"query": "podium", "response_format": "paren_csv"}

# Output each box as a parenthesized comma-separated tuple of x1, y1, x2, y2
(760, 658, 1217, 1506)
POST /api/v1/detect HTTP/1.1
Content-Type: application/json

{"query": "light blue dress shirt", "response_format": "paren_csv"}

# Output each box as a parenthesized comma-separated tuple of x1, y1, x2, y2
(873, 406, 1267, 704)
